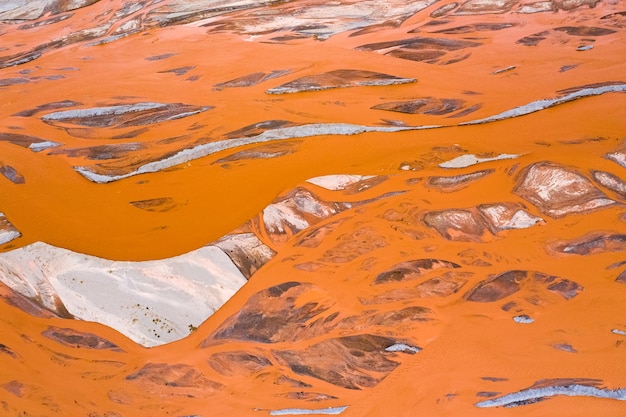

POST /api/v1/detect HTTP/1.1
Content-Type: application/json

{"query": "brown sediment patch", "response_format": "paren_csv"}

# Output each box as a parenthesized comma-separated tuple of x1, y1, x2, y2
(372, 97, 466, 115)
(223, 120, 298, 139)
(42, 327, 124, 351)
(465, 270, 583, 302)
(553, 26, 617, 36)
(41, 102, 213, 129)
(273, 334, 401, 390)
(129, 197, 179, 212)
(49, 143, 146, 160)
(266, 69, 416, 94)
(125, 363, 222, 395)
(591, 170, 626, 199)
(431, 23, 516, 34)
(426, 169, 493, 191)
(208, 351, 272, 376)
(213, 70, 291, 90)
(454, 0, 519, 15)
(513, 162, 615, 218)
(373, 259, 461, 284)
(205, 282, 333, 345)
(0, 165, 25, 184)
(551, 233, 626, 255)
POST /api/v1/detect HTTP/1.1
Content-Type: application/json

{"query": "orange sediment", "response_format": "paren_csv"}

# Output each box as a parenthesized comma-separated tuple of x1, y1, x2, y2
(1, 1, 625, 416)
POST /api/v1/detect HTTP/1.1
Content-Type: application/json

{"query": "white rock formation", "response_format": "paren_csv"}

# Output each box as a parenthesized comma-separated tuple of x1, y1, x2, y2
(0, 242, 247, 347)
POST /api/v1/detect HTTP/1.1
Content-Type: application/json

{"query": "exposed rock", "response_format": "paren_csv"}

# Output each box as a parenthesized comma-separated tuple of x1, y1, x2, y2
(357, 306, 433, 326)
(461, 83, 626, 125)
(0, 343, 19, 359)
(372, 97, 467, 115)
(2, 380, 26, 397)
(439, 153, 519, 168)
(129, 197, 179, 212)
(517, 31, 549, 46)
(535, 273, 584, 299)
(320, 226, 387, 263)
(513, 314, 534, 324)
(273, 334, 401, 390)
(0, 0, 99, 21)
(214, 70, 291, 90)
(0, 132, 60, 152)
(266, 70, 416, 94)
(426, 169, 494, 191)
(477, 202, 544, 233)
(362, 272, 471, 304)
(552, 233, 626, 255)
(466, 270, 583, 302)
(553, 343, 577, 353)
(514, 162, 614, 218)
(0, 77, 29, 86)
(306, 175, 377, 191)
(126, 363, 221, 395)
(214, 141, 297, 163)
(207, 282, 333, 344)
(12, 100, 82, 117)
(261, 187, 350, 245)
(454, 0, 519, 15)
(42, 102, 213, 129)
(269, 406, 348, 415)
(281, 392, 339, 401)
(430, 2, 459, 17)
(0, 242, 246, 346)
(294, 218, 350, 249)
(475, 378, 626, 408)
(517, 2, 553, 13)
(145, 53, 177, 61)
(551, 0, 601, 11)
(158, 66, 195, 76)
(373, 259, 461, 284)
(42, 327, 123, 351)
(466, 270, 527, 302)
(49, 143, 145, 160)
(208, 351, 272, 376)
(0, 213, 21, 245)
(213, 233, 276, 279)
(72, 122, 418, 183)
(0, 165, 25, 184)
(591, 170, 626, 199)
(359, 37, 480, 52)
(422, 209, 489, 242)
(224, 120, 297, 139)
(432, 23, 516, 34)
(553, 26, 616, 36)
(606, 150, 626, 169)
(0, 281, 59, 318)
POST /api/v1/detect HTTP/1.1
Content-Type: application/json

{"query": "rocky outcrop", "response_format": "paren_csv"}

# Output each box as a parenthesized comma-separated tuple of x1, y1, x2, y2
(42, 327, 123, 351)
(551, 233, 626, 255)
(266, 70, 416, 94)
(465, 270, 583, 302)
(0, 242, 247, 346)
(260, 188, 351, 246)
(0, 213, 20, 245)
(373, 259, 461, 284)
(514, 162, 615, 218)
(273, 335, 401, 390)
(213, 233, 276, 279)
(208, 351, 273, 376)
(208, 282, 333, 344)
(41, 102, 212, 129)
(422, 202, 542, 241)
(125, 363, 221, 395)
